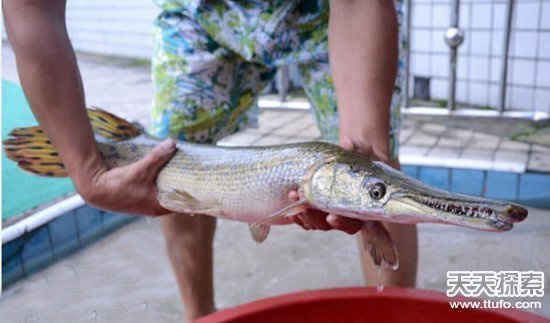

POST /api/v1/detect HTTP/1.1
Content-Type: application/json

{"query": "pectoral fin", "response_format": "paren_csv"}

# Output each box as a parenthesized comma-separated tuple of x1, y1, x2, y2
(248, 199, 309, 243)
(252, 199, 309, 227)
(360, 221, 399, 270)
(158, 189, 223, 216)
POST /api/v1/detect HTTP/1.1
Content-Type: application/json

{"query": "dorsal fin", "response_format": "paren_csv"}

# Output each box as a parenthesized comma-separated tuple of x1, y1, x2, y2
(87, 107, 142, 141)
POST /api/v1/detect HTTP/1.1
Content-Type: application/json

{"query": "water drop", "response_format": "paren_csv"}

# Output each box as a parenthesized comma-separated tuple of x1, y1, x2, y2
(143, 302, 148, 313)
(376, 266, 384, 292)
(92, 311, 98, 322)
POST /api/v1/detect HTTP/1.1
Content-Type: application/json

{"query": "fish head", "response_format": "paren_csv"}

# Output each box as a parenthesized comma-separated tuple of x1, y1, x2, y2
(303, 156, 527, 231)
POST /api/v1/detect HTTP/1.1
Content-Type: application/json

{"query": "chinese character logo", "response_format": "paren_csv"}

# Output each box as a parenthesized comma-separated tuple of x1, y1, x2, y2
(447, 271, 544, 298)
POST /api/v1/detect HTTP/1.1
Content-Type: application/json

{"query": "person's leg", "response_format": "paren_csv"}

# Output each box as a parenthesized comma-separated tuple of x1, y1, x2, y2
(151, 14, 221, 321)
(160, 214, 217, 321)
(151, 11, 274, 321)
(360, 0, 418, 288)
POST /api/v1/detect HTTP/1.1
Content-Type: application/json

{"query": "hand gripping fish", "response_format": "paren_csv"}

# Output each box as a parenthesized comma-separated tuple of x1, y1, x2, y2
(4, 108, 528, 270)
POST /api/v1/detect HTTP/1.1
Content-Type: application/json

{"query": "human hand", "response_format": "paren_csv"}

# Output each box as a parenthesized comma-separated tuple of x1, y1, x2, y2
(77, 139, 176, 216)
(286, 191, 363, 234)
(339, 137, 400, 169)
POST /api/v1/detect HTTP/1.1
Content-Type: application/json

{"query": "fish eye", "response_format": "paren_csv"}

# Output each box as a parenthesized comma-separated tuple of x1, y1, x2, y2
(369, 182, 386, 200)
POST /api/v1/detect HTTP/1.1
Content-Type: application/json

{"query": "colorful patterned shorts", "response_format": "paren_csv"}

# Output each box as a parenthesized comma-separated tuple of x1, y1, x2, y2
(151, 0, 404, 158)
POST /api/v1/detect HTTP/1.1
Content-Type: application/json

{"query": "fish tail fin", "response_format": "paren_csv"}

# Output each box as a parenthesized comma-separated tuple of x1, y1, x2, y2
(87, 107, 142, 141)
(4, 107, 142, 177)
(4, 126, 68, 177)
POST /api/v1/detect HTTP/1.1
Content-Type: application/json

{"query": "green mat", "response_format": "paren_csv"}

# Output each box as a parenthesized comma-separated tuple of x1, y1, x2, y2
(2, 80, 74, 221)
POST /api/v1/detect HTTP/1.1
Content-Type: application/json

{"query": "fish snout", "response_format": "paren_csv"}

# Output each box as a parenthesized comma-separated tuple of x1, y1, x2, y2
(503, 205, 528, 223)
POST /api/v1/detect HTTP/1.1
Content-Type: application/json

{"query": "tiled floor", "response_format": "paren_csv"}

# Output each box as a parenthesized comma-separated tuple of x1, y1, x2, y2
(1, 206, 549, 321)
(218, 109, 550, 175)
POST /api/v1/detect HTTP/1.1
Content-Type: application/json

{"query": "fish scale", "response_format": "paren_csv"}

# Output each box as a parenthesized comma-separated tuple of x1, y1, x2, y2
(135, 140, 341, 222)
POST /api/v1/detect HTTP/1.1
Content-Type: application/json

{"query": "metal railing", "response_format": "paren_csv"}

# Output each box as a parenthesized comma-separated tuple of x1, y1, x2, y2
(267, 0, 549, 122)
(402, 0, 549, 121)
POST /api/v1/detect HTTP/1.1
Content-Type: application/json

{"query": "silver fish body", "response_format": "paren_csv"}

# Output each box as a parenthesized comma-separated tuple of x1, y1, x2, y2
(99, 135, 527, 232)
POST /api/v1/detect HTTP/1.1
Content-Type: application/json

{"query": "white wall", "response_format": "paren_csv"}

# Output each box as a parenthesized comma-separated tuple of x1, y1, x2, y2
(65, 0, 158, 59)
(410, 0, 550, 112)
(2, 0, 158, 59)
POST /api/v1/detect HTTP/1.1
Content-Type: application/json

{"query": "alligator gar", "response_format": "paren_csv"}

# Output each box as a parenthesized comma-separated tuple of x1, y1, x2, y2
(4, 108, 528, 269)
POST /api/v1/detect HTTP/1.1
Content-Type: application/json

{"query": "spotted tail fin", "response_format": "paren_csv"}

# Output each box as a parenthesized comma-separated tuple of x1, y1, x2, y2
(4, 126, 67, 177)
(4, 107, 142, 177)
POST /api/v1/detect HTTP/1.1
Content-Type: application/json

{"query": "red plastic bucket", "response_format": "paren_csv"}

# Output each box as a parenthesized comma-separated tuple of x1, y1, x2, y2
(197, 287, 547, 323)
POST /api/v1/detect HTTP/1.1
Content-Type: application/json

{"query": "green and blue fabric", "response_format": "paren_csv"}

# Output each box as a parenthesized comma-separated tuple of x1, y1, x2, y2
(151, 0, 404, 158)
